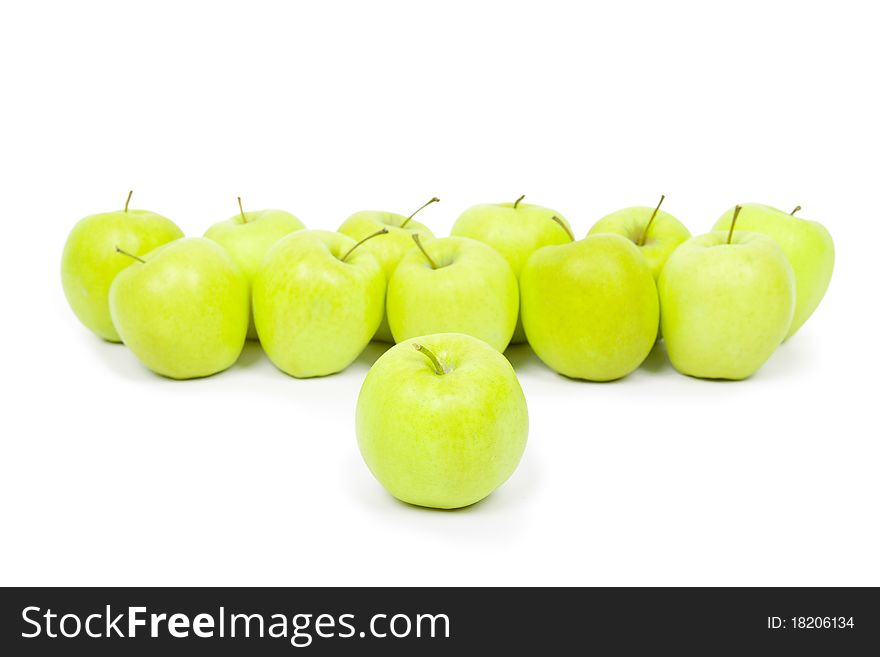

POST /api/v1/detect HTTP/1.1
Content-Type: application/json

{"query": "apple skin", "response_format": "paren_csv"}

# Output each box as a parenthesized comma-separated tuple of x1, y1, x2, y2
(109, 238, 249, 379)
(520, 234, 659, 381)
(253, 230, 384, 378)
(387, 236, 518, 352)
(61, 208, 183, 342)
(204, 208, 305, 340)
(451, 201, 573, 343)
(338, 210, 434, 343)
(659, 231, 795, 380)
(588, 205, 691, 280)
(356, 333, 528, 509)
(713, 204, 834, 339)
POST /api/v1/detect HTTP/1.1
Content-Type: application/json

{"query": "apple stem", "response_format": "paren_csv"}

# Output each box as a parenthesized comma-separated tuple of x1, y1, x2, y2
(790, 205, 801, 216)
(400, 196, 440, 228)
(413, 343, 446, 375)
(551, 215, 575, 241)
(342, 228, 388, 262)
(124, 190, 133, 213)
(513, 194, 525, 209)
(115, 245, 145, 264)
(237, 196, 247, 223)
(636, 194, 665, 246)
(727, 205, 743, 244)
(411, 233, 438, 269)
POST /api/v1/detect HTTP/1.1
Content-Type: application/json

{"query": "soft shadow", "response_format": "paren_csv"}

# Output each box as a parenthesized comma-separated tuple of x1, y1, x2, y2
(640, 339, 669, 374)
(504, 343, 537, 370)
(356, 341, 393, 367)
(84, 335, 147, 381)
(234, 340, 266, 369)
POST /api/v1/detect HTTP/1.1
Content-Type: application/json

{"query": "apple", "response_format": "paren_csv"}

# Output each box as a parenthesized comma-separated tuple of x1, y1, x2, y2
(61, 191, 183, 342)
(386, 235, 518, 352)
(109, 238, 249, 379)
(520, 233, 659, 381)
(253, 229, 385, 378)
(204, 197, 305, 340)
(338, 197, 439, 342)
(660, 206, 796, 380)
(713, 203, 834, 338)
(356, 333, 529, 509)
(450, 196, 574, 343)
(587, 195, 691, 280)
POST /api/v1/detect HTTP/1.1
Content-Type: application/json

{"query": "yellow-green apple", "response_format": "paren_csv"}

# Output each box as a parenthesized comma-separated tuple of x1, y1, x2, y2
(387, 235, 518, 352)
(520, 234, 659, 381)
(450, 196, 573, 343)
(204, 197, 305, 340)
(61, 191, 183, 342)
(660, 207, 796, 380)
(338, 197, 438, 342)
(713, 203, 833, 338)
(588, 195, 691, 280)
(109, 238, 249, 379)
(253, 229, 385, 378)
(356, 333, 528, 509)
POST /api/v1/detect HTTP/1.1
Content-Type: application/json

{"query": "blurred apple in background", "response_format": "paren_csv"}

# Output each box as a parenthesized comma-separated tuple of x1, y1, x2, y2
(61, 191, 183, 342)
(338, 197, 438, 342)
(204, 197, 305, 339)
(109, 238, 249, 379)
(451, 196, 573, 343)
(356, 333, 528, 509)
(253, 229, 385, 378)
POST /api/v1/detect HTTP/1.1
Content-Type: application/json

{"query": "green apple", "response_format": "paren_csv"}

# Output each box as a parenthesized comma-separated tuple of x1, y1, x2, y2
(387, 235, 518, 352)
(660, 207, 796, 380)
(520, 233, 659, 381)
(450, 196, 574, 343)
(253, 229, 385, 378)
(338, 197, 438, 342)
(204, 197, 305, 340)
(713, 203, 834, 338)
(109, 237, 249, 379)
(61, 191, 184, 342)
(356, 333, 529, 509)
(587, 195, 691, 280)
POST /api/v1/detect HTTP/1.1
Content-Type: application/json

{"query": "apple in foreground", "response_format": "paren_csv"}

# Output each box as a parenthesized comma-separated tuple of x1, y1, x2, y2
(253, 229, 385, 378)
(204, 197, 305, 339)
(587, 195, 691, 280)
(338, 197, 439, 342)
(109, 238, 249, 379)
(520, 233, 659, 381)
(451, 196, 574, 343)
(713, 203, 833, 339)
(660, 207, 795, 380)
(356, 333, 529, 509)
(61, 191, 184, 342)
(387, 235, 518, 352)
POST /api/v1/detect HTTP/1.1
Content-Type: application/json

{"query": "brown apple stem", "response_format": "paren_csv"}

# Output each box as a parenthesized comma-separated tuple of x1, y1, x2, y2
(115, 245, 145, 263)
(636, 194, 666, 246)
(411, 233, 438, 269)
(551, 215, 575, 241)
(342, 228, 388, 262)
(513, 194, 525, 209)
(790, 205, 801, 216)
(124, 190, 133, 213)
(727, 205, 743, 244)
(413, 343, 446, 375)
(400, 196, 440, 228)
(237, 197, 247, 223)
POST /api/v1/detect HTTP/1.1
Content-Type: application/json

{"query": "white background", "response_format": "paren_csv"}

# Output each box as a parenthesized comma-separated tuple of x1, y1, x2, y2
(1, 0, 877, 586)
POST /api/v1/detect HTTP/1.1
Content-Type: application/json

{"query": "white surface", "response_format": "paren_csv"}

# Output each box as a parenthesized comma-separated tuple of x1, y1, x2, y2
(1, 0, 877, 586)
